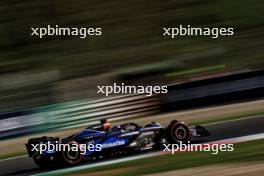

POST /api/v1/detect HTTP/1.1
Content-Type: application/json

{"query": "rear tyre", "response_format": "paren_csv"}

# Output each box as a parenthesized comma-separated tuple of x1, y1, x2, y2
(61, 141, 83, 165)
(166, 121, 190, 143)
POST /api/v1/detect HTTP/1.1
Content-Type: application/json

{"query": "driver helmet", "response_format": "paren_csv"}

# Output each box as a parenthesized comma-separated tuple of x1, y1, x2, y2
(100, 119, 111, 131)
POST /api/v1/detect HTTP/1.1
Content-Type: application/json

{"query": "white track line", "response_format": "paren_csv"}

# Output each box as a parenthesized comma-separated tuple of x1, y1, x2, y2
(212, 133, 264, 144)
(203, 115, 264, 126)
(33, 132, 264, 176)
(0, 155, 27, 162)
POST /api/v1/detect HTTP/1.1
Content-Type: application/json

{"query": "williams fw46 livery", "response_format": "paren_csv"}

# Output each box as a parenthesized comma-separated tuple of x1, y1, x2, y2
(25, 119, 210, 168)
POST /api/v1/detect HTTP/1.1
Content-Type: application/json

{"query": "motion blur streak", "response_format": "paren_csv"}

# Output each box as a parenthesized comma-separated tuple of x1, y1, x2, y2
(0, 0, 264, 176)
(0, 0, 264, 112)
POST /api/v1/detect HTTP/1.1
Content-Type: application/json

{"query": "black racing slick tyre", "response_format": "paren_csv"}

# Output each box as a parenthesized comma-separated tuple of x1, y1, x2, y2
(61, 141, 83, 165)
(166, 121, 191, 144)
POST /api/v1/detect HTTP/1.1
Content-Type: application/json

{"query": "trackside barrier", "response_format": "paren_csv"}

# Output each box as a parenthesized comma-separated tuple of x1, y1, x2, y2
(0, 94, 160, 139)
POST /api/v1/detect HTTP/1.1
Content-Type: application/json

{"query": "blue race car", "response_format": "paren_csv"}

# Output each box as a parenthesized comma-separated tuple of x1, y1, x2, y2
(25, 119, 209, 168)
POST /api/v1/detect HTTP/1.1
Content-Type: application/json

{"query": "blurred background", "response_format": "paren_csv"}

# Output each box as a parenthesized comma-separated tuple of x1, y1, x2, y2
(0, 0, 264, 175)
(1, 0, 264, 110)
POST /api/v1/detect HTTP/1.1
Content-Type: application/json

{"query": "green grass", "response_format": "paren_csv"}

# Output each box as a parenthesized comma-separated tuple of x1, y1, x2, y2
(61, 139, 264, 176)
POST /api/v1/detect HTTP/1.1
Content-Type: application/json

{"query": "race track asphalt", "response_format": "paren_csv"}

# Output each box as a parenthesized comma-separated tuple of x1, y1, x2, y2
(0, 115, 264, 176)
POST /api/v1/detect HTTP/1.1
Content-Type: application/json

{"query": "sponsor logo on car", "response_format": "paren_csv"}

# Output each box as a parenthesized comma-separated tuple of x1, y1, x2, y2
(102, 140, 125, 148)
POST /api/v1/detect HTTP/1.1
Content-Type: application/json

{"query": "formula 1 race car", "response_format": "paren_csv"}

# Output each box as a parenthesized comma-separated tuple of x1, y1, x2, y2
(25, 120, 210, 168)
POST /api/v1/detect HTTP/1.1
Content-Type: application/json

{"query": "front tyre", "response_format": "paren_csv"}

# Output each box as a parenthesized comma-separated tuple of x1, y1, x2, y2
(166, 121, 190, 143)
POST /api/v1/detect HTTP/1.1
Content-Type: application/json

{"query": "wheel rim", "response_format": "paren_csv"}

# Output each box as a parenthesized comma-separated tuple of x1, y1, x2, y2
(65, 149, 79, 160)
(62, 141, 83, 164)
(175, 126, 187, 140)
